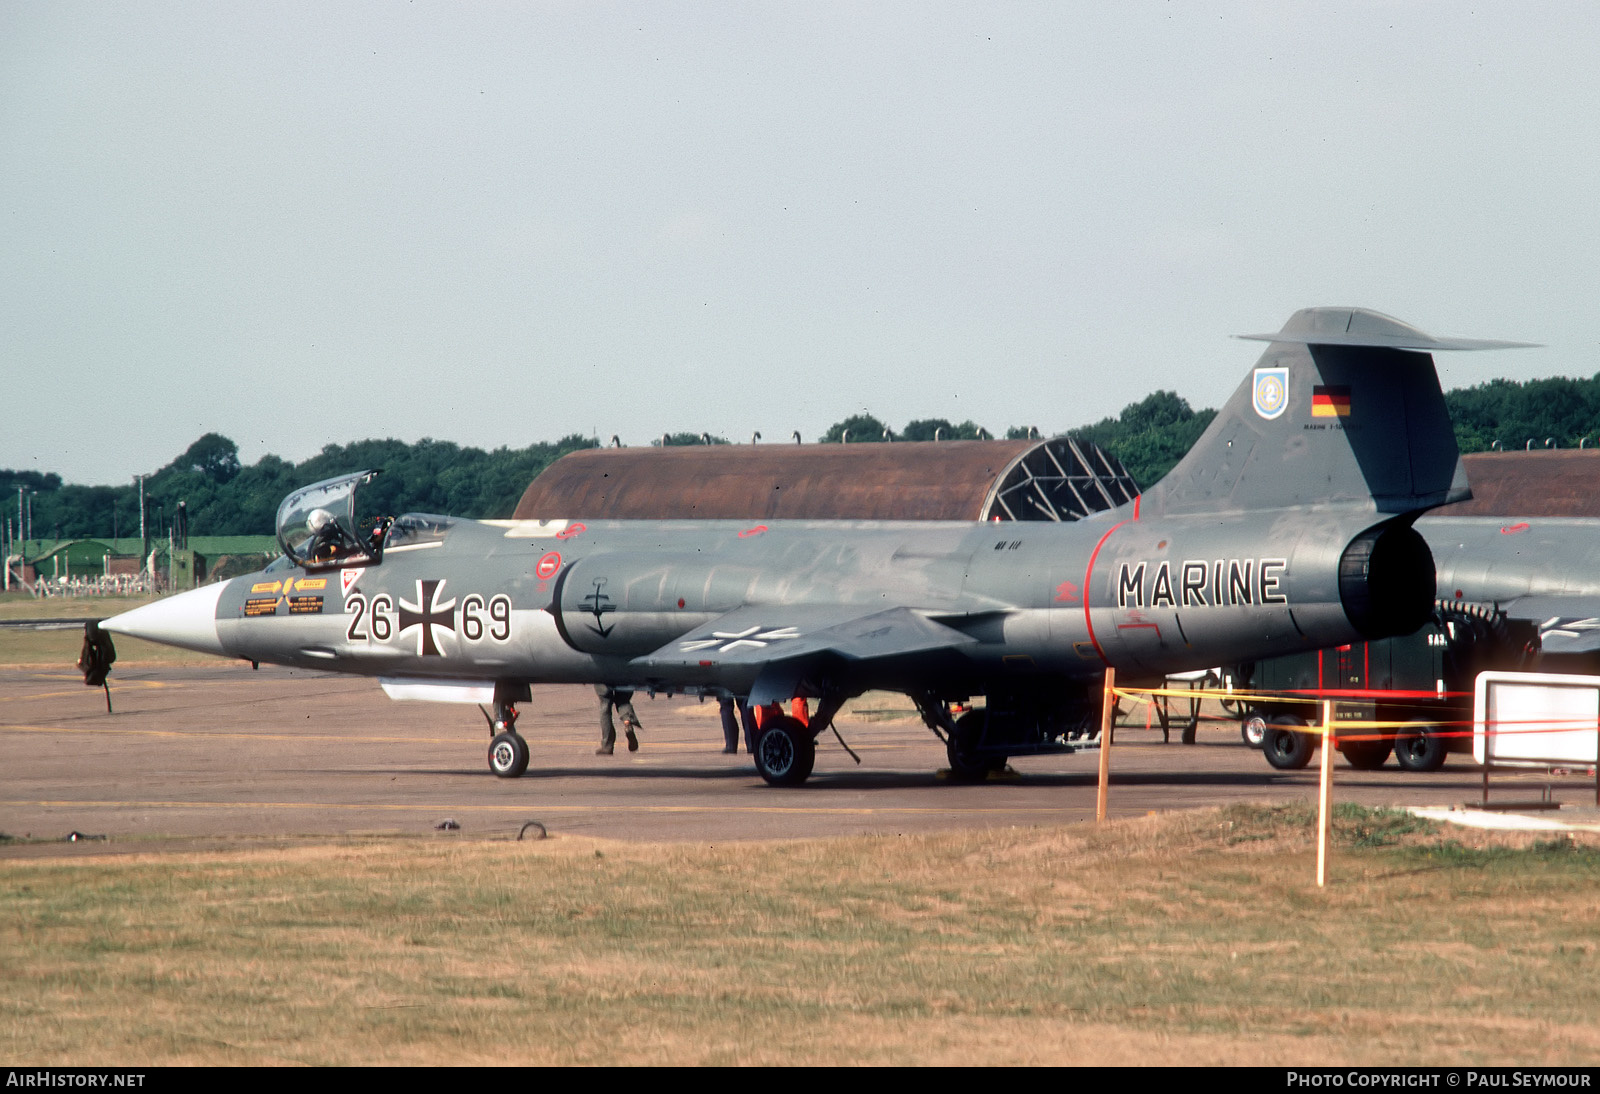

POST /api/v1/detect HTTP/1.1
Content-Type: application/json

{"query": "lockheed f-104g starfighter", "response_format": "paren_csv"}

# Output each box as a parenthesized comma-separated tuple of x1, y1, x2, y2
(103, 308, 1532, 785)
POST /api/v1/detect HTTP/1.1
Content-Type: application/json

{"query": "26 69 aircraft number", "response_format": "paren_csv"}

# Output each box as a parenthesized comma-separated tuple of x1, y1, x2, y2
(344, 593, 513, 643)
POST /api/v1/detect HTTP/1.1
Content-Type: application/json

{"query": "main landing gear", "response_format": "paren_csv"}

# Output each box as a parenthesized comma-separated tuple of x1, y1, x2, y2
(946, 709, 1009, 782)
(750, 693, 848, 787)
(753, 716, 815, 787)
(484, 682, 532, 778)
(917, 688, 1098, 782)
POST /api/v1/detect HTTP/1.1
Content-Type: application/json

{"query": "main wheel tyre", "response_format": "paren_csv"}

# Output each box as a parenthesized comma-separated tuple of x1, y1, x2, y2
(1394, 722, 1447, 772)
(1262, 715, 1315, 770)
(947, 710, 1004, 782)
(1339, 739, 1393, 770)
(488, 731, 529, 778)
(1241, 713, 1268, 749)
(754, 716, 816, 787)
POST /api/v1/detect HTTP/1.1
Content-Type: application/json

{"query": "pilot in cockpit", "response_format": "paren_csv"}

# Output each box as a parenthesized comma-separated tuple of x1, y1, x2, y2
(306, 508, 354, 563)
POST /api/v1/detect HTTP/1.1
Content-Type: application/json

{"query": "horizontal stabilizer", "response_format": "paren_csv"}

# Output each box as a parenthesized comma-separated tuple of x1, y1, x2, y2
(1237, 308, 1539, 351)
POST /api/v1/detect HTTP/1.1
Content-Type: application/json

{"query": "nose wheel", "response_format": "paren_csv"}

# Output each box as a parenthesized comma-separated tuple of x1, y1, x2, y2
(488, 731, 529, 778)
(484, 696, 529, 778)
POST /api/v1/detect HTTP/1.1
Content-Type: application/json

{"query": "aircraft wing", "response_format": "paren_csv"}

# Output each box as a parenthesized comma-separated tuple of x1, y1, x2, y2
(631, 604, 980, 672)
(1501, 596, 1600, 654)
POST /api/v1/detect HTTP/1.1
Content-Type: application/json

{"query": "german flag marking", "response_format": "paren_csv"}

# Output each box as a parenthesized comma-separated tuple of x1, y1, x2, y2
(1311, 385, 1351, 417)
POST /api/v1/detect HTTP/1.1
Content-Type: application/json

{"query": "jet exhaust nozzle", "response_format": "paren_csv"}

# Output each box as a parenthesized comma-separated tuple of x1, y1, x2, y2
(1338, 522, 1435, 640)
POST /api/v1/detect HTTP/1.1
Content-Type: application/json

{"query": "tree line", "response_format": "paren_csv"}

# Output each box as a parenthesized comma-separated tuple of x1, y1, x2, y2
(7, 372, 1599, 541)
(3, 433, 600, 544)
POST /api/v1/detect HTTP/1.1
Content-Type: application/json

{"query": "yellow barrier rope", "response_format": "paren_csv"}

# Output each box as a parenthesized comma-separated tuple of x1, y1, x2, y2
(1110, 685, 1600, 741)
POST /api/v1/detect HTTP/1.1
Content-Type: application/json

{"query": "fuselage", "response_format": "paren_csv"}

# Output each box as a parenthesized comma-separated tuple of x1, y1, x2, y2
(110, 504, 1409, 699)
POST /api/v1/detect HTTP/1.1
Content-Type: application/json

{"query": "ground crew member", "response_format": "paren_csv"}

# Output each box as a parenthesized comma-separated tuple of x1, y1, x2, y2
(595, 684, 642, 755)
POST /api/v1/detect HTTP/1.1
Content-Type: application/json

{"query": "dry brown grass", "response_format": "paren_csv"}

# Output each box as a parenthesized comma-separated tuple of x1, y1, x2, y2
(0, 594, 225, 667)
(0, 594, 157, 621)
(0, 628, 223, 667)
(3, 805, 1598, 1065)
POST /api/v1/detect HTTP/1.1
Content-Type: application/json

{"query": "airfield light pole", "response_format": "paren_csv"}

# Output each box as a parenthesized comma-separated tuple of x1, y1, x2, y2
(1096, 668, 1115, 822)
(1316, 699, 1335, 887)
(136, 475, 146, 558)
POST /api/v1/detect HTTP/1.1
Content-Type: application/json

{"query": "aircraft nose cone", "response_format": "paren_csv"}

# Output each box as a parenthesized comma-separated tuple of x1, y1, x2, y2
(102, 581, 228, 657)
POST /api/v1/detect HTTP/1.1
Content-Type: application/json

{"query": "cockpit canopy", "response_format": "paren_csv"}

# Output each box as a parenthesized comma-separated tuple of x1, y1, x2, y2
(276, 470, 459, 570)
(276, 470, 384, 570)
(386, 512, 456, 549)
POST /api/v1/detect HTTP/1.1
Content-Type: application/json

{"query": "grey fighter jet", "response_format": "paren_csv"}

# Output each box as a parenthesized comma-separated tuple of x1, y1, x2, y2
(1423, 517, 1600, 659)
(102, 307, 1529, 786)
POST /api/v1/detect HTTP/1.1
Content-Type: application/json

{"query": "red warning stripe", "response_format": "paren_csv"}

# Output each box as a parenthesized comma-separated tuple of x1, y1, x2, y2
(1081, 519, 1130, 665)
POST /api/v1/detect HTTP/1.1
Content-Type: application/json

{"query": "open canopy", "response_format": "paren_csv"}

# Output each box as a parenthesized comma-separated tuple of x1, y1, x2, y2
(275, 469, 382, 569)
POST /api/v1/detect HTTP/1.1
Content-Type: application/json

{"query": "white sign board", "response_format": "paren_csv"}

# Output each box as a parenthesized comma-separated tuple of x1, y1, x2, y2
(1474, 671, 1600, 767)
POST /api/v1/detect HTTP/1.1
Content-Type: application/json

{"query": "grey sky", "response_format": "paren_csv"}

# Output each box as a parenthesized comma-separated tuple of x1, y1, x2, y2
(4, 2, 1596, 485)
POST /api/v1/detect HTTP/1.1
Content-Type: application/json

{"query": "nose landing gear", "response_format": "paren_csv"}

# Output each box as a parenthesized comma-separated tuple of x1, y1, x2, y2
(483, 683, 532, 778)
(488, 727, 529, 778)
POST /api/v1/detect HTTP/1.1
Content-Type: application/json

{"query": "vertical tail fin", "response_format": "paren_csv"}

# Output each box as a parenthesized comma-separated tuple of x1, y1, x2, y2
(1141, 307, 1535, 518)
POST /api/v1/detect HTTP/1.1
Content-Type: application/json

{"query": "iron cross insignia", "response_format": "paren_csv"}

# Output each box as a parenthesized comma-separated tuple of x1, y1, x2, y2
(398, 579, 457, 656)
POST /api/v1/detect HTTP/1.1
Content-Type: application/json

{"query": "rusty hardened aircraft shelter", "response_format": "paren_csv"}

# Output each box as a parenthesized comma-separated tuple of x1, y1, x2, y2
(513, 438, 1141, 523)
(1435, 449, 1600, 517)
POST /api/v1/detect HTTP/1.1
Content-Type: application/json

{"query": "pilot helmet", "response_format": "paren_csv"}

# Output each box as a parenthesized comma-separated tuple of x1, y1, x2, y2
(307, 508, 335, 532)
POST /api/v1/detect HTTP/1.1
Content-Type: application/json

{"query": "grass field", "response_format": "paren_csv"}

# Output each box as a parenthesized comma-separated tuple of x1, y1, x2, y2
(3, 804, 1597, 1066)
(0, 593, 158, 621)
(0, 593, 226, 667)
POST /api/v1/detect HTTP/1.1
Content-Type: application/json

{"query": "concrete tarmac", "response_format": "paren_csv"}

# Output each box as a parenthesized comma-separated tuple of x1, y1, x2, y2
(2, 663, 1591, 856)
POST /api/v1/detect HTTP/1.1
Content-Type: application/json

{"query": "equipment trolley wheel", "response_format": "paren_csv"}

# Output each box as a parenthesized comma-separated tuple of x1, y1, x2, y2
(1240, 712, 1268, 748)
(1262, 714, 1315, 770)
(1393, 720, 1447, 772)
